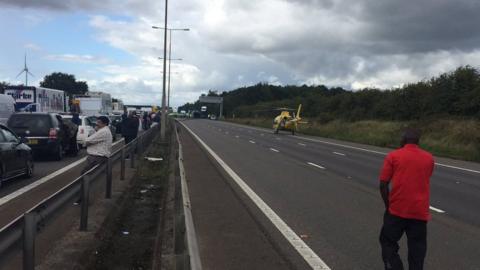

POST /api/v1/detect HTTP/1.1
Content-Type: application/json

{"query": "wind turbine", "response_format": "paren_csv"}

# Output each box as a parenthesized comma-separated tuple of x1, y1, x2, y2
(16, 53, 34, 86)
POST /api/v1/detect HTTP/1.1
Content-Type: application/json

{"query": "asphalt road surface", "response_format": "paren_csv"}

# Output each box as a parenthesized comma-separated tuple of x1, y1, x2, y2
(180, 119, 480, 270)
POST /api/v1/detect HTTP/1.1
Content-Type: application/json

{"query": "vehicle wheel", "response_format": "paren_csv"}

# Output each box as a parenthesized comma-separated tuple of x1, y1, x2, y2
(55, 145, 63, 161)
(24, 159, 33, 178)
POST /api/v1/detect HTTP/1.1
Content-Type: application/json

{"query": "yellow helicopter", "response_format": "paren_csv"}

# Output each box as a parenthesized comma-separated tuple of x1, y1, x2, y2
(273, 104, 304, 135)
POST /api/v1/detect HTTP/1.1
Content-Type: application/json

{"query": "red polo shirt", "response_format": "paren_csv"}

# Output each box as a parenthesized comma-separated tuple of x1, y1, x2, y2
(380, 144, 434, 221)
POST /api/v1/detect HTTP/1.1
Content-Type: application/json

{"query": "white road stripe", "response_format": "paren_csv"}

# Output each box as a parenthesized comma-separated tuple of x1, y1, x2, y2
(249, 140, 256, 144)
(333, 152, 346, 156)
(276, 138, 281, 141)
(270, 148, 280, 153)
(298, 143, 306, 146)
(181, 123, 331, 270)
(307, 162, 326, 170)
(0, 139, 124, 206)
(235, 135, 240, 138)
(429, 206, 446, 213)
(295, 136, 480, 174)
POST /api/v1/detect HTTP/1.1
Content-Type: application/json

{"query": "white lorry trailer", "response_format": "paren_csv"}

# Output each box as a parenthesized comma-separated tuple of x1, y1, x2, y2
(4, 86, 66, 113)
(0, 94, 15, 124)
(74, 91, 112, 116)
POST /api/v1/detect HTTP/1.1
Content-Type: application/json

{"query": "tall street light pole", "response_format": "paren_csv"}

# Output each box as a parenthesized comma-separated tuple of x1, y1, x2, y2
(152, 26, 189, 119)
(158, 56, 182, 109)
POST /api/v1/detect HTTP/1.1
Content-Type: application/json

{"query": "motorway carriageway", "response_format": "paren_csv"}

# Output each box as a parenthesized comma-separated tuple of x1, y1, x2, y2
(0, 138, 124, 228)
(180, 119, 480, 270)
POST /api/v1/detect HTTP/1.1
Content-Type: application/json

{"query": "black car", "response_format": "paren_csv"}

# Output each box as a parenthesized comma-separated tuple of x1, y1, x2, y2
(7, 113, 78, 160)
(0, 124, 33, 186)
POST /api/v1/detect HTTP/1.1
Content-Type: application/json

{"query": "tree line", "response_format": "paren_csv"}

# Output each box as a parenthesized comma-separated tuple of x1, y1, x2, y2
(179, 66, 480, 121)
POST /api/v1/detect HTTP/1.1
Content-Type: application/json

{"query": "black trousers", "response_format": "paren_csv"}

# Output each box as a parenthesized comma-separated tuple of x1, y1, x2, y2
(380, 212, 427, 270)
(82, 155, 107, 175)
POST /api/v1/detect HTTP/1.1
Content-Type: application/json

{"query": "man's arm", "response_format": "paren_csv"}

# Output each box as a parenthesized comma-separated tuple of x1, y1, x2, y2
(85, 129, 105, 146)
(379, 181, 389, 209)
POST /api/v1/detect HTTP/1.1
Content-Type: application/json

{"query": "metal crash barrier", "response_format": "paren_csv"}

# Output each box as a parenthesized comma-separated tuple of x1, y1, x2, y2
(0, 124, 160, 270)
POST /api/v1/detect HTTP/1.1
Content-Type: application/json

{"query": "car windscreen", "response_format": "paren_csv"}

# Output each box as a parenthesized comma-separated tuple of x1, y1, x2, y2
(7, 114, 52, 136)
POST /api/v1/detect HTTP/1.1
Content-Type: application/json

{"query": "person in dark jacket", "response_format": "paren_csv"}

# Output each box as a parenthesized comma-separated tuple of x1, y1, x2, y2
(71, 113, 81, 126)
(122, 111, 139, 144)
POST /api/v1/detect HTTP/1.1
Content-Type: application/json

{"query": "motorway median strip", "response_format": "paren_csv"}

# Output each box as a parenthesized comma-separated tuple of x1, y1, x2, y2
(180, 122, 331, 270)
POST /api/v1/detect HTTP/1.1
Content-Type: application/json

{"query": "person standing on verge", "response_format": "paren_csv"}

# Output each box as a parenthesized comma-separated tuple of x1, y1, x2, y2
(379, 129, 434, 270)
(122, 111, 139, 144)
(82, 116, 112, 174)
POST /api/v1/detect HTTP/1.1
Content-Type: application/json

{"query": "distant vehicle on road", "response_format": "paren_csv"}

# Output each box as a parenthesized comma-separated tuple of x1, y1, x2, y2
(62, 114, 97, 148)
(0, 124, 33, 186)
(3, 86, 66, 113)
(74, 91, 112, 116)
(0, 94, 15, 125)
(7, 113, 78, 160)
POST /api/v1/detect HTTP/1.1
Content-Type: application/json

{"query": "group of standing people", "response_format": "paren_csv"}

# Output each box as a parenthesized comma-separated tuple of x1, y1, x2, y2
(120, 110, 160, 144)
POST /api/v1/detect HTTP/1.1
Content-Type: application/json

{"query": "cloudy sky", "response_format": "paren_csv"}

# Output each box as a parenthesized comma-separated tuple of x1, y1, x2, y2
(1, 0, 480, 108)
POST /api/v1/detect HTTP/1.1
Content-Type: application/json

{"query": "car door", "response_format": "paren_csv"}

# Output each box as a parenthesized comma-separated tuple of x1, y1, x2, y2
(1, 127, 24, 173)
(0, 127, 18, 176)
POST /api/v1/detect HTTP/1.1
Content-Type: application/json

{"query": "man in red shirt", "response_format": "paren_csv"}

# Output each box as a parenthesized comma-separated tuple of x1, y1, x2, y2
(379, 129, 434, 270)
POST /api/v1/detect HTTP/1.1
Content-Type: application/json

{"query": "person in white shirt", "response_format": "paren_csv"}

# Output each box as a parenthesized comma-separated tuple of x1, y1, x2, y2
(82, 116, 113, 174)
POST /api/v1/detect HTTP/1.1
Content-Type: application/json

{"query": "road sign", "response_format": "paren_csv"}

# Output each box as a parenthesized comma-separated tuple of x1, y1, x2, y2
(199, 96, 223, 104)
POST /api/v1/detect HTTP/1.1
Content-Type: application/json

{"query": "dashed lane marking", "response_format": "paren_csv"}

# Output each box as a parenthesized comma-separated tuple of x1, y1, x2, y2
(270, 148, 280, 153)
(307, 162, 326, 170)
(429, 206, 446, 213)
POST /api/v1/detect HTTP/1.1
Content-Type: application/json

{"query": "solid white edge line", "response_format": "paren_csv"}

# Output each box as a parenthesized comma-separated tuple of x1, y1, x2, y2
(0, 139, 124, 206)
(270, 148, 280, 153)
(180, 122, 331, 270)
(307, 162, 326, 170)
(333, 152, 346, 156)
(175, 123, 203, 270)
(429, 206, 446, 213)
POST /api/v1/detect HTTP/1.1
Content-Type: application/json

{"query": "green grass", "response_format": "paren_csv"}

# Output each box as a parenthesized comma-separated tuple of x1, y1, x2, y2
(228, 118, 480, 162)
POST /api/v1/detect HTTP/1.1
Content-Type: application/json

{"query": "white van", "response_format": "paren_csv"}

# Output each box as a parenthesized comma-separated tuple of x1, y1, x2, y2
(0, 94, 15, 124)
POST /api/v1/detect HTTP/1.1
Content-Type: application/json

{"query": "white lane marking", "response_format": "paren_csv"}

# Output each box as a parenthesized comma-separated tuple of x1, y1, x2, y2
(249, 140, 256, 144)
(0, 139, 124, 206)
(333, 152, 346, 156)
(429, 206, 446, 213)
(296, 136, 480, 174)
(307, 162, 326, 170)
(270, 148, 280, 153)
(181, 123, 331, 270)
(298, 143, 306, 146)
(235, 135, 240, 138)
(276, 138, 281, 141)
(434, 163, 480, 174)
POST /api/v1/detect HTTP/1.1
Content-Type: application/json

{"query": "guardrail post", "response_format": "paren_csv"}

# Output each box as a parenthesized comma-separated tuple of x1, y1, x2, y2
(80, 175, 90, 231)
(130, 142, 135, 168)
(106, 157, 112, 199)
(23, 212, 36, 270)
(120, 148, 126, 180)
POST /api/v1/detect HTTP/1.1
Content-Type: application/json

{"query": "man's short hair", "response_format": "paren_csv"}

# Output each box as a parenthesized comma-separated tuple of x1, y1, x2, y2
(402, 128, 421, 145)
(98, 116, 110, 126)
